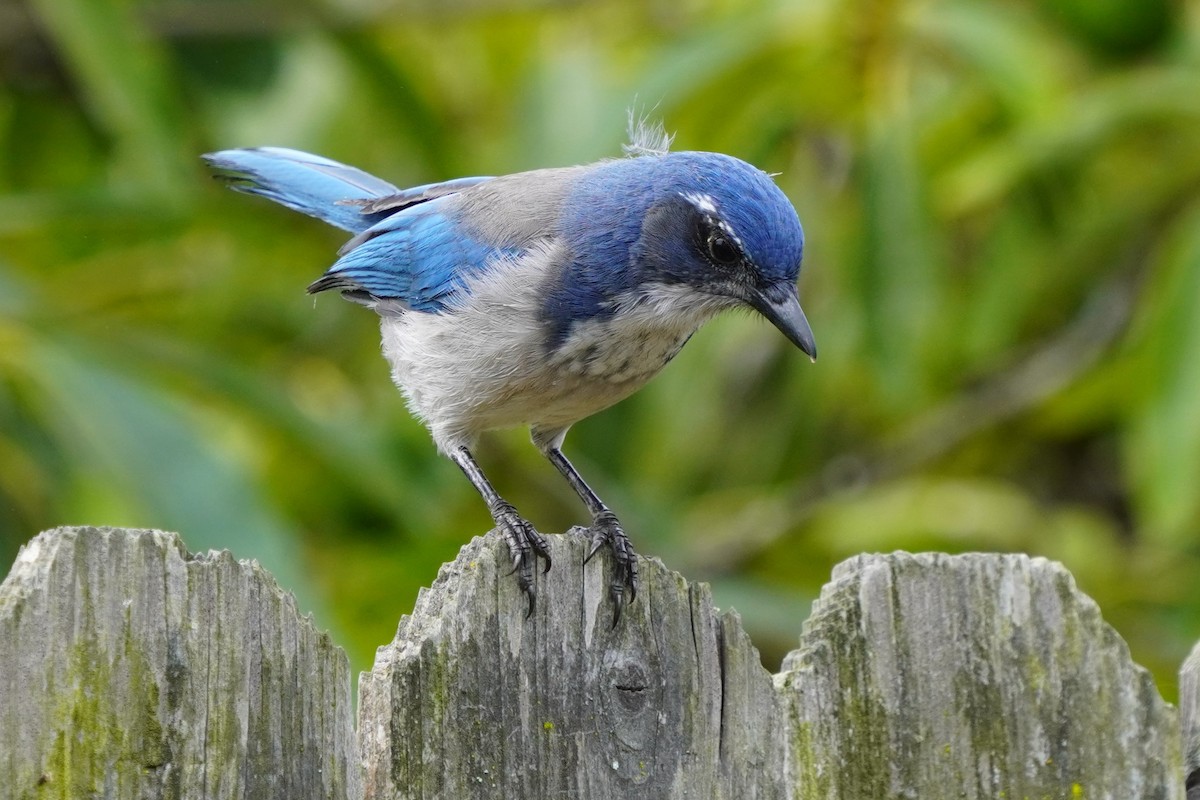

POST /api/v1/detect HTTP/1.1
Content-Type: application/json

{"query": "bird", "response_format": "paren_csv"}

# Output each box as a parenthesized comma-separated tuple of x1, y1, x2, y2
(203, 123, 816, 622)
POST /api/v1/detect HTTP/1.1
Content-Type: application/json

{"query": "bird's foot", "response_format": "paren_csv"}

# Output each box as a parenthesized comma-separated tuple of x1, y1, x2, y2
(581, 511, 639, 625)
(495, 502, 551, 617)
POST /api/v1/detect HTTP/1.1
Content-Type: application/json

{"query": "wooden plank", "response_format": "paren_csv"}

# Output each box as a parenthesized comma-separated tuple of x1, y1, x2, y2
(358, 532, 784, 799)
(0, 526, 359, 800)
(781, 552, 1184, 799)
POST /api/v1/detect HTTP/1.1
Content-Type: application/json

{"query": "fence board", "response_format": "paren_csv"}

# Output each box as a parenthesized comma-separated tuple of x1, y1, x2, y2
(781, 552, 1182, 799)
(0, 526, 359, 800)
(358, 531, 783, 799)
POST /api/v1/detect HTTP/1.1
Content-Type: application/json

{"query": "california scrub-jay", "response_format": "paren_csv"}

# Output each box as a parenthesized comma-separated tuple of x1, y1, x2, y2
(204, 126, 816, 621)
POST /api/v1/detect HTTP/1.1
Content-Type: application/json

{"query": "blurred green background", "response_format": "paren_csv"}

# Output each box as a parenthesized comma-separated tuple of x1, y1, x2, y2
(1, 0, 1198, 697)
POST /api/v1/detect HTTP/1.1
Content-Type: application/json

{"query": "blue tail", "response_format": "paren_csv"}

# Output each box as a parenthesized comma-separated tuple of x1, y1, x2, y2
(203, 147, 495, 235)
(203, 147, 400, 233)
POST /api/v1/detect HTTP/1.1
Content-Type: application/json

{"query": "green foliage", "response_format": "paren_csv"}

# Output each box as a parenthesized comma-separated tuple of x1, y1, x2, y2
(1, 0, 1198, 692)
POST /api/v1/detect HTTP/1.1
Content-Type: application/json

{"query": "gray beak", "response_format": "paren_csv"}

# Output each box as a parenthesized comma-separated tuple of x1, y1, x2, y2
(749, 283, 817, 361)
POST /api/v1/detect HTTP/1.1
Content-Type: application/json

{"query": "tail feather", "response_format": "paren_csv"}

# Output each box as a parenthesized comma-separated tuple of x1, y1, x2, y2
(203, 147, 401, 233)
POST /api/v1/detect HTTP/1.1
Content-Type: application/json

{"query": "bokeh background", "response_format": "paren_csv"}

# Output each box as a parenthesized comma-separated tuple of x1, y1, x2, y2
(2, 0, 1198, 696)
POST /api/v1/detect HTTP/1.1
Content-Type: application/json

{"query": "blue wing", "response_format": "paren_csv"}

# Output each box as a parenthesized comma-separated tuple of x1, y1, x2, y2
(307, 195, 516, 311)
(203, 147, 494, 234)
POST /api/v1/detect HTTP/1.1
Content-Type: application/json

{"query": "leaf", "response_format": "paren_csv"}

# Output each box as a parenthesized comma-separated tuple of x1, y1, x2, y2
(856, 116, 941, 409)
(1122, 205, 1200, 543)
(27, 0, 191, 202)
(911, 2, 1067, 119)
(936, 67, 1200, 214)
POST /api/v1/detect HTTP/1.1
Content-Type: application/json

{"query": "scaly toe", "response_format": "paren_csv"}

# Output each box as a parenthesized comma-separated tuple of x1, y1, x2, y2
(496, 509, 548, 615)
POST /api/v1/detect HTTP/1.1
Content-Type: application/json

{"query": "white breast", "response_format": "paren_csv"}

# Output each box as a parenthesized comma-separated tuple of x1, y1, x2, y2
(379, 249, 730, 453)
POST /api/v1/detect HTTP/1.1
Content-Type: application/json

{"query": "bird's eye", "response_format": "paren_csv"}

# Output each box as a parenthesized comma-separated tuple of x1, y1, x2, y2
(706, 230, 740, 266)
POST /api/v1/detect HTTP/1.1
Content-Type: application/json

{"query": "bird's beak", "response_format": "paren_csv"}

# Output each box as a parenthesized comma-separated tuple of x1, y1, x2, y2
(749, 283, 817, 362)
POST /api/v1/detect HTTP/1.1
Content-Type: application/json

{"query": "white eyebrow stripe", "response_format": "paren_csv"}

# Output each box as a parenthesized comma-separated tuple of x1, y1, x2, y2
(680, 191, 718, 215)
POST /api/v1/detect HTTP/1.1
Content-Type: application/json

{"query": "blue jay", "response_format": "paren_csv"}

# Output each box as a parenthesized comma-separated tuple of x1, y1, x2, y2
(204, 128, 816, 621)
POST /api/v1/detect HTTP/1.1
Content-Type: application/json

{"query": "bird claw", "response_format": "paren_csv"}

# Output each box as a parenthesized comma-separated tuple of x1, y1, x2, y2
(582, 512, 639, 626)
(496, 505, 551, 617)
(583, 534, 606, 564)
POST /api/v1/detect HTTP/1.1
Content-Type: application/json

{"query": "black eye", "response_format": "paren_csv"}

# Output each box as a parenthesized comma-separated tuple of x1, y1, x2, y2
(706, 230, 740, 266)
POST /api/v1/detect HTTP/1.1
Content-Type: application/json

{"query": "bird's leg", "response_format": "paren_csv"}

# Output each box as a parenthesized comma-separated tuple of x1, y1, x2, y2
(450, 446, 550, 616)
(539, 446, 639, 622)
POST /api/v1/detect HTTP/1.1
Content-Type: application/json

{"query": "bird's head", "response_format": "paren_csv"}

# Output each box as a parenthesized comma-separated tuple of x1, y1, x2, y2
(629, 151, 816, 360)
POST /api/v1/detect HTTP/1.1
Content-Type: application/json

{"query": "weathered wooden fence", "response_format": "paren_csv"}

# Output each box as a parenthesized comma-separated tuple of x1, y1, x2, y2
(1, 525, 1195, 799)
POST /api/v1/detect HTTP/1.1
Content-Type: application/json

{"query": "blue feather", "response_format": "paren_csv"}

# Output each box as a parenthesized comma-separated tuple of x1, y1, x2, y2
(308, 196, 513, 311)
(203, 147, 494, 234)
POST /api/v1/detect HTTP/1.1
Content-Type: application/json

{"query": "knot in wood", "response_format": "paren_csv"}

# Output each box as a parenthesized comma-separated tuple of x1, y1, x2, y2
(610, 662, 649, 713)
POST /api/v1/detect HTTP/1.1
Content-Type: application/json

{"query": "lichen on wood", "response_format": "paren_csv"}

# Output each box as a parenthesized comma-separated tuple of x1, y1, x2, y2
(0, 526, 359, 800)
(780, 552, 1183, 800)
(358, 531, 784, 800)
